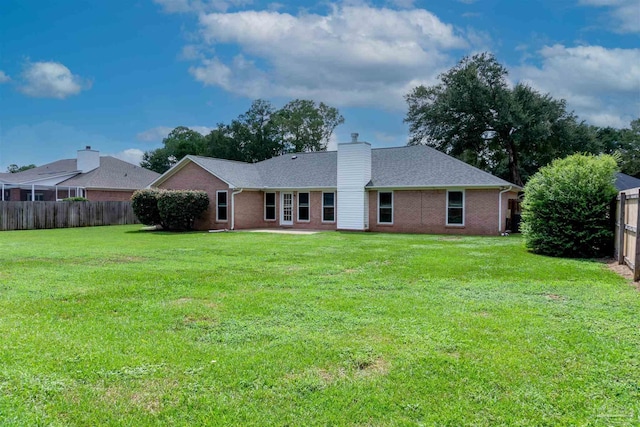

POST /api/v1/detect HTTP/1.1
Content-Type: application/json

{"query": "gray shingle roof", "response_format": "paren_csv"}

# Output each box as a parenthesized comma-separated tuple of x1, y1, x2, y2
(59, 157, 160, 189)
(0, 159, 78, 184)
(616, 172, 640, 192)
(177, 145, 517, 189)
(257, 151, 337, 188)
(369, 145, 516, 188)
(188, 156, 264, 188)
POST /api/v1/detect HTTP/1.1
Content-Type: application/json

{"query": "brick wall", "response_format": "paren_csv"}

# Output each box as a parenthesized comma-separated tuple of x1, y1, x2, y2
(86, 190, 134, 201)
(368, 189, 518, 235)
(157, 162, 231, 230)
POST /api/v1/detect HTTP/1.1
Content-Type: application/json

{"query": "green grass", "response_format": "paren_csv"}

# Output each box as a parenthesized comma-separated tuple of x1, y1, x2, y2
(0, 226, 639, 426)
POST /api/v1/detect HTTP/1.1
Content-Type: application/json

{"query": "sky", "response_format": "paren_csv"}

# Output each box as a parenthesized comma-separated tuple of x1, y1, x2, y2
(0, 0, 638, 170)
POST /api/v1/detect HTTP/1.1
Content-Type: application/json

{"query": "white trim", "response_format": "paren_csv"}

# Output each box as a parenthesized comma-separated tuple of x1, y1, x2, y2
(280, 191, 294, 226)
(322, 191, 336, 223)
(297, 192, 310, 222)
(498, 186, 513, 233)
(377, 191, 394, 225)
(446, 189, 465, 226)
(216, 190, 228, 222)
(264, 191, 276, 221)
(367, 184, 522, 190)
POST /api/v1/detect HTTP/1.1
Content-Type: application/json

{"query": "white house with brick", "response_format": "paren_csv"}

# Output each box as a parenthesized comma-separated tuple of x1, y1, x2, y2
(150, 134, 521, 235)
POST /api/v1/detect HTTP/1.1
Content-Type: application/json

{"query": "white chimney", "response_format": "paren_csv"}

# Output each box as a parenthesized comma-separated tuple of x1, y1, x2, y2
(77, 146, 100, 173)
(337, 133, 371, 231)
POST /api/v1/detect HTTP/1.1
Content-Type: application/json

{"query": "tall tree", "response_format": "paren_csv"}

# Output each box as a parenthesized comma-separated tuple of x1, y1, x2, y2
(141, 126, 207, 173)
(227, 99, 282, 163)
(405, 53, 586, 186)
(6, 164, 36, 173)
(592, 119, 640, 177)
(272, 99, 345, 152)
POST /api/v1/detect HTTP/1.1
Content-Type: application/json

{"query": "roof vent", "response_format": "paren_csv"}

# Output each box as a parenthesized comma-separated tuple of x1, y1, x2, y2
(291, 155, 298, 160)
(86, 145, 91, 150)
(351, 133, 359, 143)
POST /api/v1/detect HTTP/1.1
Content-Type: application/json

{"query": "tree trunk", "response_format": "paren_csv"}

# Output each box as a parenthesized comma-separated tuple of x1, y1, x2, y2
(504, 137, 523, 187)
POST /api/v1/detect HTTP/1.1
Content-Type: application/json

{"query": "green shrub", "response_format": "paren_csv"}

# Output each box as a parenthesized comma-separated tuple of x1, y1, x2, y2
(521, 153, 618, 258)
(131, 189, 163, 226)
(62, 197, 89, 202)
(157, 190, 209, 231)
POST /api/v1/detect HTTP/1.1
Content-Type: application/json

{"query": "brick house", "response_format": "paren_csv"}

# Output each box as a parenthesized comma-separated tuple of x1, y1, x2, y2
(151, 134, 521, 235)
(0, 147, 160, 202)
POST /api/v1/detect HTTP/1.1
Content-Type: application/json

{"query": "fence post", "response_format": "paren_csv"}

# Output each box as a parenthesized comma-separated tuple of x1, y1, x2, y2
(618, 193, 626, 264)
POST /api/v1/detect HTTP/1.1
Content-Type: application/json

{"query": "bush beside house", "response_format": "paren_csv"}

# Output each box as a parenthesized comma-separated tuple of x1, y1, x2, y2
(131, 189, 209, 231)
(521, 154, 618, 258)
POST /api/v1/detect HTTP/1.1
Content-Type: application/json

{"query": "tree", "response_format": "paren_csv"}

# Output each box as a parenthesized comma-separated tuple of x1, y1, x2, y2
(272, 99, 344, 152)
(7, 164, 36, 173)
(520, 154, 618, 258)
(141, 126, 207, 173)
(405, 53, 587, 186)
(227, 99, 282, 163)
(592, 119, 640, 178)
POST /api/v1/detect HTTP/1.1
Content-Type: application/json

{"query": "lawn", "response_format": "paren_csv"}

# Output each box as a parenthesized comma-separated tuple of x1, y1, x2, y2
(0, 225, 639, 426)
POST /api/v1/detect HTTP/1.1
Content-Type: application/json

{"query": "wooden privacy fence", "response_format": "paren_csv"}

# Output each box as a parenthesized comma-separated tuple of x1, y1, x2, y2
(0, 201, 139, 231)
(615, 188, 640, 281)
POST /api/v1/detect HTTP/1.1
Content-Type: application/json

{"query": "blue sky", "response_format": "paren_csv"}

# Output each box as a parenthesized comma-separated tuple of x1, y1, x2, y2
(0, 0, 638, 170)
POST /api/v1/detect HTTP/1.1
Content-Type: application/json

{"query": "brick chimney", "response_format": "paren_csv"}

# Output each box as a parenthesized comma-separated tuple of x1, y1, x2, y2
(77, 146, 100, 173)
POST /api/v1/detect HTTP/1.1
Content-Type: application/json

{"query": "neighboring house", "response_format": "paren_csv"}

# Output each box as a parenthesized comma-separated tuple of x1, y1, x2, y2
(616, 172, 640, 192)
(151, 134, 521, 235)
(0, 147, 160, 202)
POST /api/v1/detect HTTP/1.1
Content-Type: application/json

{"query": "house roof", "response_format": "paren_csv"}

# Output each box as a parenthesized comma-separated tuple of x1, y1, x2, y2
(0, 159, 78, 184)
(59, 157, 161, 189)
(0, 156, 160, 189)
(616, 172, 640, 192)
(369, 145, 515, 188)
(155, 145, 519, 190)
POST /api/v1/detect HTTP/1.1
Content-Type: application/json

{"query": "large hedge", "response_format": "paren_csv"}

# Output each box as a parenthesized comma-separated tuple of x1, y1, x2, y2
(131, 189, 209, 231)
(131, 189, 163, 226)
(157, 190, 209, 231)
(521, 153, 618, 258)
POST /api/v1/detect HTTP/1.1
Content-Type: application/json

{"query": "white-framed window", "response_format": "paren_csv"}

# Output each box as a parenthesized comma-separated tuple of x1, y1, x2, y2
(216, 190, 228, 222)
(446, 190, 464, 226)
(378, 191, 393, 224)
(298, 192, 310, 222)
(322, 192, 335, 222)
(264, 192, 276, 221)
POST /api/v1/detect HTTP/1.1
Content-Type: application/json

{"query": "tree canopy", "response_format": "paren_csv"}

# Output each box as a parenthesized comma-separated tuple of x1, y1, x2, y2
(141, 99, 344, 173)
(404, 53, 594, 186)
(6, 164, 36, 173)
(591, 119, 640, 178)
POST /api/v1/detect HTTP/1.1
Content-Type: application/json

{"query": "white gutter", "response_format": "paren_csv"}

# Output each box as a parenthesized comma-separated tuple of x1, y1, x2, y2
(498, 186, 513, 234)
(230, 188, 243, 230)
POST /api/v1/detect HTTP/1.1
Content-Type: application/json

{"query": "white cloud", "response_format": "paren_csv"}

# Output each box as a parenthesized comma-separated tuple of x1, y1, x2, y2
(136, 125, 213, 142)
(0, 71, 10, 83)
(154, 0, 252, 13)
(112, 149, 145, 166)
(136, 126, 174, 142)
(579, 0, 640, 33)
(515, 44, 640, 128)
(188, 5, 469, 109)
(19, 61, 90, 99)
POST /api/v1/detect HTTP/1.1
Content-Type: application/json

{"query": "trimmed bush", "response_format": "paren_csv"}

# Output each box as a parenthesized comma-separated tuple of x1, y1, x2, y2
(131, 189, 163, 226)
(62, 197, 89, 202)
(157, 190, 209, 231)
(521, 153, 618, 258)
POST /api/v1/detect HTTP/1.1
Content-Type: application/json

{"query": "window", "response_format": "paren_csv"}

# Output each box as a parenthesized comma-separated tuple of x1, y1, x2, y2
(264, 192, 276, 220)
(298, 192, 310, 221)
(322, 192, 335, 222)
(447, 190, 464, 225)
(216, 190, 228, 221)
(378, 191, 393, 224)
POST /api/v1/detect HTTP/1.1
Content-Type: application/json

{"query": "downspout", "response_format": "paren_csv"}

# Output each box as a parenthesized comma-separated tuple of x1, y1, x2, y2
(498, 186, 513, 234)
(230, 188, 243, 230)
(31, 184, 35, 201)
(1, 183, 4, 201)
